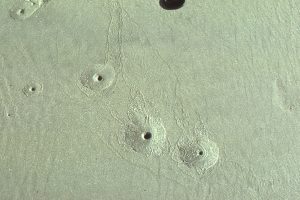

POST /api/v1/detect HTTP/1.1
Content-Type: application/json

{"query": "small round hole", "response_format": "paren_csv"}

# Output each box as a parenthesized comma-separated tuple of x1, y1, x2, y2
(199, 151, 203, 155)
(29, 87, 36, 92)
(97, 75, 103, 81)
(19, 9, 25, 15)
(160, 0, 185, 10)
(143, 132, 152, 140)
(93, 74, 103, 82)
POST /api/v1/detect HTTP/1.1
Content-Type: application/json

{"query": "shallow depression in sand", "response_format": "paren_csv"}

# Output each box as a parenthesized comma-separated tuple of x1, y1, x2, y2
(78, 63, 116, 96)
(10, 0, 49, 20)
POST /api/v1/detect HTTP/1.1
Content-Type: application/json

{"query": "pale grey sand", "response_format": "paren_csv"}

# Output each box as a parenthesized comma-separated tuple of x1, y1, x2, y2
(0, 0, 300, 199)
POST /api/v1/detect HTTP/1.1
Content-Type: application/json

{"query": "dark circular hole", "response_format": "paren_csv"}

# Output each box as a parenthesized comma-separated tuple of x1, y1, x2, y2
(143, 132, 152, 140)
(30, 87, 36, 92)
(19, 9, 25, 14)
(160, 0, 185, 10)
(199, 151, 204, 155)
(97, 75, 103, 81)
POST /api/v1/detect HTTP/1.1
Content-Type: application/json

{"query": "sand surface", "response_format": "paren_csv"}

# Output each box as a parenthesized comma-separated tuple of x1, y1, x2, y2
(0, 0, 300, 199)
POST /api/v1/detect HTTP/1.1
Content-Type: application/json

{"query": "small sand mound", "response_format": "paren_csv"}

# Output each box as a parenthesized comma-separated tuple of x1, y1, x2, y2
(78, 63, 116, 96)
